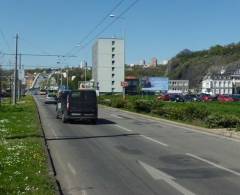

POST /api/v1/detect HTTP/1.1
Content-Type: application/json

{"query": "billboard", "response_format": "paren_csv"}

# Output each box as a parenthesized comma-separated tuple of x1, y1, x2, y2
(141, 77, 168, 91)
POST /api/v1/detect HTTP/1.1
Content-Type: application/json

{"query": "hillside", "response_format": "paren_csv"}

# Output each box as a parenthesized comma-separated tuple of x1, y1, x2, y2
(167, 43, 240, 88)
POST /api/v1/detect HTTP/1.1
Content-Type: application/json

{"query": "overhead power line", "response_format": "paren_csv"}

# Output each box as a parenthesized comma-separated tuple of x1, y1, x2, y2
(2, 53, 76, 57)
(65, 0, 125, 56)
(0, 28, 11, 51)
(72, 0, 140, 55)
(19, 37, 51, 55)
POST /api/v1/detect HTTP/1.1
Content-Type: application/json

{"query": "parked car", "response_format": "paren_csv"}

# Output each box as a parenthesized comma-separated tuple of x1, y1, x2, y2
(157, 94, 170, 101)
(199, 94, 213, 102)
(56, 89, 98, 124)
(231, 94, 240, 102)
(170, 94, 185, 102)
(184, 94, 200, 102)
(45, 93, 57, 104)
(217, 95, 234, 102)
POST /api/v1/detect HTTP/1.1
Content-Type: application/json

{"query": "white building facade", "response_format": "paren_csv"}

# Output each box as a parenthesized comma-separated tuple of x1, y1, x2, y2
(201, 67, 240, 95)
(92, 38, 124, 93)
(202, 75, 233, 95)
(168, 80, 189, 94)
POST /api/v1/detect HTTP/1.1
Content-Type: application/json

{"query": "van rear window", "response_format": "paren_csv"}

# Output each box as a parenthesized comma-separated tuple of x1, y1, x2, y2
(71, 91, 96, 101)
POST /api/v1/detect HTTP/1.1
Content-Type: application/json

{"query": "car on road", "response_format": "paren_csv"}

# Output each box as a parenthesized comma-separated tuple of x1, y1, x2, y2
(56, 89, 98, 124)
(45, 93, 57, 104)
(40, 89, 47, 95)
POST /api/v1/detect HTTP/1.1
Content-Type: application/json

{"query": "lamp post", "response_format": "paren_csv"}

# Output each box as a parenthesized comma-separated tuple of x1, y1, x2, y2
(109, 14, 125, 39)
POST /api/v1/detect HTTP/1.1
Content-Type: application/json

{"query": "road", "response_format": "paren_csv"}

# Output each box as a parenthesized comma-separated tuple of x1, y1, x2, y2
(35, 95, 240, 195)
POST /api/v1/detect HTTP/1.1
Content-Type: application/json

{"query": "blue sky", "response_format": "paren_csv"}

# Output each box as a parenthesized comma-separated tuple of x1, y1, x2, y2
(0, 0, 240, 69)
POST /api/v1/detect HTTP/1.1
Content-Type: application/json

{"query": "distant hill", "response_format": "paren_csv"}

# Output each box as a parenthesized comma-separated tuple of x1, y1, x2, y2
(167, 43, 240, 88)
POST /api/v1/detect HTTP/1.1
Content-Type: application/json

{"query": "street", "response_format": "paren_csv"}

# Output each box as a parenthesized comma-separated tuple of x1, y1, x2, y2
(35, 95, 240, 195)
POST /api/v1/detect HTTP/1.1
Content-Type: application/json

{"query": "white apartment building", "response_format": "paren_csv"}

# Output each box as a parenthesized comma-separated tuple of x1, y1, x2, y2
(201, 67, 240, 95)
(202, 75, 233, 95)
(92, 38, 124, 93)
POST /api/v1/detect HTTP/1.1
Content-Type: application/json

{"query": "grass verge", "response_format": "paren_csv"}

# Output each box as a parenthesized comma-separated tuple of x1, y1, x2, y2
(0, 96, 55, 194)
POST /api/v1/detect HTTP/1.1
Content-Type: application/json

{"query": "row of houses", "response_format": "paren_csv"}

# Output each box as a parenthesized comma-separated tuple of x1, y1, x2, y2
(201, 67, 240, 95)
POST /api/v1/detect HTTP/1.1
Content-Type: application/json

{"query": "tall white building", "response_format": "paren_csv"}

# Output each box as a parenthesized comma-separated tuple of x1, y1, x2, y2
(92, 38, 124, 93)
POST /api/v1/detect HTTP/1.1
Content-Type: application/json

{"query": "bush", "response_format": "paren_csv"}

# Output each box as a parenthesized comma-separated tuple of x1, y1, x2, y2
(99, 98, 112, 106)
(133, 99, 152, 113)
(152, 106, 185, 120)
(111, 98, 127, 108)
(205, 113, 240, 128)
(182, 104, 209, 120)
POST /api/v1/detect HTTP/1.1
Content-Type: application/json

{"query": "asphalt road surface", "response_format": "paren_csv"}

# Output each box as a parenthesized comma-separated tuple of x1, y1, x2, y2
(35, 95, 240, 195)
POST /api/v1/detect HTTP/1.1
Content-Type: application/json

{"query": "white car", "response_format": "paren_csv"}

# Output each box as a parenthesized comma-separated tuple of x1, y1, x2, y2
(45, 93, 57, 104)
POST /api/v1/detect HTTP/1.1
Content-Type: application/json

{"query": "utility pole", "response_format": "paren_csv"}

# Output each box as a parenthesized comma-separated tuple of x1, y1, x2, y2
(0, 65, 2, 105)
(13, 33, 18, 105)
(66, 69, 69, 89)
(17, 53, 22, 101)
(84, 60, 87, 86)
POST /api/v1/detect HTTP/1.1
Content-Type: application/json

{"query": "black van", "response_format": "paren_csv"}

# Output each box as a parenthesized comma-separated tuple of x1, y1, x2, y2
(56, 89, 98, 124)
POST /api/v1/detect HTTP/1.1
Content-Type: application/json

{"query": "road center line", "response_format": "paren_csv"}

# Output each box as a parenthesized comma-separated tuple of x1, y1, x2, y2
(114, 124, 132, 132)
(140, 135, 169, 147)
(186, 153, 240, 177)
(67, 163, 77, 175)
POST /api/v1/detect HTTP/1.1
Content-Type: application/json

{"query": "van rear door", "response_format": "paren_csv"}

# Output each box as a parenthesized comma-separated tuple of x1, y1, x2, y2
(69, 90, 97, 114)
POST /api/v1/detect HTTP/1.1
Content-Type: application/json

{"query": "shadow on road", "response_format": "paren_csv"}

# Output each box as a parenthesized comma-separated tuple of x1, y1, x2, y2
(46, 133, 139, 141)
(70, 118, 116, 125)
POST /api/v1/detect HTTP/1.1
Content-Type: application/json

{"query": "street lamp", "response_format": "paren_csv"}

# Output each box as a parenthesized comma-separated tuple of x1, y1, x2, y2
(109, 14, 125, 39)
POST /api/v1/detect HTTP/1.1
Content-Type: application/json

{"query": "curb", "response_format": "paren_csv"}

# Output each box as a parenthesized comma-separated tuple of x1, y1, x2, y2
(33, 96, 64, 195)
(100, 104, 240, 141)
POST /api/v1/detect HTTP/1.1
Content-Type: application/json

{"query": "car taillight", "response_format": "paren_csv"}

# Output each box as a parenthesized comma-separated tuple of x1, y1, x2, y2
(67, 96, 70, 112)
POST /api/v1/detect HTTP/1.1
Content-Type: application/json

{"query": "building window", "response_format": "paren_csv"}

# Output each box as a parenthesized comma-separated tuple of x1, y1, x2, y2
(112, 54, 115, 59)
(112, 67, 115, 71)
(112, 73, 115, 78)
(112, 60, 115, 65)
(112, 47, 115, 52)
(112, 81, 115, 85)
(112, 88, 115, 92)
(112, 41, 115, 45)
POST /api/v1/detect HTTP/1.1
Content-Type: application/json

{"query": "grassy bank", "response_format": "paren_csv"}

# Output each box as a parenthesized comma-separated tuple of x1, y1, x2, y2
(0, 96, 55, 194)
(99, 95, 240, 130)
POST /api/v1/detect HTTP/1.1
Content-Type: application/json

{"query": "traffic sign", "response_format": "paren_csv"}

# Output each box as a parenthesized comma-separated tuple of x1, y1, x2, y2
(121, 81, 128, 87)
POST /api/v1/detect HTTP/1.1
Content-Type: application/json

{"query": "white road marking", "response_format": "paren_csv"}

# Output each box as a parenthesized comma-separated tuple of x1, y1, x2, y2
(140, 135, 168, 147)
(114, 124, 132, 132)
(110, 114, 123, 119)
(67, 163, 77, 175)
(139, 161, 196, 195)
(81, 190, 87, 195)
(186, 153, 240, 177)
(52, 129, 57, 137)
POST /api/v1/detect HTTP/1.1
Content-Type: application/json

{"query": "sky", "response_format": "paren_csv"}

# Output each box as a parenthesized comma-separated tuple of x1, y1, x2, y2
(0, 0, 240, 69)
